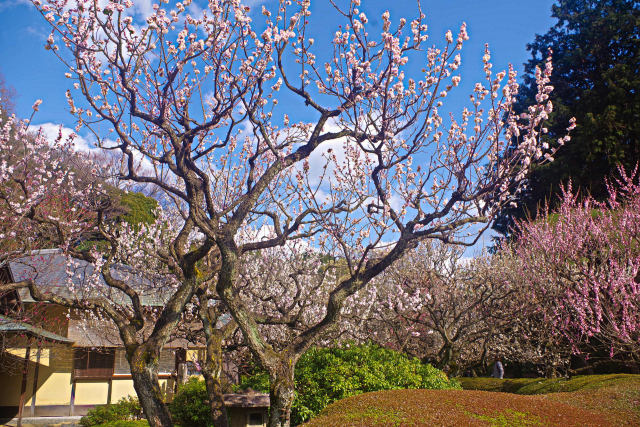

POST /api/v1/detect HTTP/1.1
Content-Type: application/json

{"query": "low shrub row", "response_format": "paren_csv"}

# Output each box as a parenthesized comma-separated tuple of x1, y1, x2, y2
(80, 396, 144, 426)
(81, 344, 459, 427)
(94, 421, 149, 427)
(79, 385, 203, 427)
(459, 373, 640, 395)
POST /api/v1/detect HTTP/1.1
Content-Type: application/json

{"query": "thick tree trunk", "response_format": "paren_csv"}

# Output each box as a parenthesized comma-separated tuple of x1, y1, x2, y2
(196, 290, 232, 427)
(129, 348, 173, 427)
(201, 333, 229, 427)
(203, 372, 228, 427)
(268, 367, 296, 427)
(437, 342, 453, 371)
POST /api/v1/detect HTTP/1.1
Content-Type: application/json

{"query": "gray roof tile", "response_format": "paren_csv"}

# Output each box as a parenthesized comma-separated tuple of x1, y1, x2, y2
(8, 250, 171, 307)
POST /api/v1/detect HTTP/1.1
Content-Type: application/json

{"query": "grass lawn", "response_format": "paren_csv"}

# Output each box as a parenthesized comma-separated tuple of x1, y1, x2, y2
(302, 374, 640, 426)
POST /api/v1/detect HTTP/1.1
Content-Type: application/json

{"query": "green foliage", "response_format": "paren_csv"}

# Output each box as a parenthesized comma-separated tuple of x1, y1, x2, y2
(459, 377, 538, 394)
(75, 239, 111, 253)
(80, 397, 143, 426)
(74, 190, 158, 254)
(494, 0, 640, 236)
(169, 378, 213, 427)
(239, 343, 460, 425)
(292, 344, 459, 424)
(235, 371, 270, 393)
(118, 191, 158, 227)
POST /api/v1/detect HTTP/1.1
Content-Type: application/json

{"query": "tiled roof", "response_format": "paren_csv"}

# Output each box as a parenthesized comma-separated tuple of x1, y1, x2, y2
(223, 392, 270, 408)
(0, 315, 73, 343)
(8, 250, 171, 307)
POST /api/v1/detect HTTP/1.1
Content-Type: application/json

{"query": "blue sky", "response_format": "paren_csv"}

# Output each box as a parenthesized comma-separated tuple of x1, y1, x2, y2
(0, 0, 557, 251)
(1, 0, 556, 122)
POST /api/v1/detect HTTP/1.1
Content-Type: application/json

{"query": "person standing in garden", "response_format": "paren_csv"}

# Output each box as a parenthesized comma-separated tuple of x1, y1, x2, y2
(492, 358, 505, 379)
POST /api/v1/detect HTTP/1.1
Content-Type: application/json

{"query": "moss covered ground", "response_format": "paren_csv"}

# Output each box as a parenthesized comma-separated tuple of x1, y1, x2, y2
(301, 389, 612, 426)
(302, 374, 640, 426)
(461, 374, 640, 426)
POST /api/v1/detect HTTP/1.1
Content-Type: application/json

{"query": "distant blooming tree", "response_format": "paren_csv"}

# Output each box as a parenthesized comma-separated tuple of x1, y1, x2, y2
(0, 103, 95, 263)
(235, 238, 376, 348)
(26, 0, 572, 425)
(364, 242, 522, 375)
(512, 166, 640, 368)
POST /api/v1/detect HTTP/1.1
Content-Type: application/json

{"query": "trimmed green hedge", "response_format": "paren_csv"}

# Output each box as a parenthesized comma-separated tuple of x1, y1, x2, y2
(119, 191, 158, 227)
(459, 374, 640, 395)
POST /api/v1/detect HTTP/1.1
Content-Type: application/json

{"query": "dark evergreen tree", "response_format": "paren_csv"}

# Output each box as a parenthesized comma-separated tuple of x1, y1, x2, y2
(494, 0, 640, 236)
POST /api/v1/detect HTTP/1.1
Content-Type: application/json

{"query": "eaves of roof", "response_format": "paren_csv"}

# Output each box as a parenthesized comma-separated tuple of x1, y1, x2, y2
(0, 315, 74, 344)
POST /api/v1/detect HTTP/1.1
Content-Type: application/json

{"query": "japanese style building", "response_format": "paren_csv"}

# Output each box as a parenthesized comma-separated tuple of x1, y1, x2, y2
(0, 250, 266, 427)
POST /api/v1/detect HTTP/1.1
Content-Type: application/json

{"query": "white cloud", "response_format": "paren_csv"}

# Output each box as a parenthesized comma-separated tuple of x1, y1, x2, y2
(241, 0, 267, 7)
(33, 122, 154, 173)
(187, 2, 204, 19)
(36, 122, 95, 153)
(0, 0, 31, 11)
(132, 0, 154, 19)
(302, 119, 378, 187)
(25, 25, 48, 41)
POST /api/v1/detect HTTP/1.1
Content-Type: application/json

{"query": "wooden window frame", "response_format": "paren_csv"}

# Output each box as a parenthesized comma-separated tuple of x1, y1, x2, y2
(73, 348, 115, 379)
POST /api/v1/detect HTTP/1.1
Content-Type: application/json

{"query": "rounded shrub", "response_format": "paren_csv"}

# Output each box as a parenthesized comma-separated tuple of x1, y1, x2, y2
(169, 378, 212, 427)
(80, 397, 143, 426)
(118, 191, 158, 226)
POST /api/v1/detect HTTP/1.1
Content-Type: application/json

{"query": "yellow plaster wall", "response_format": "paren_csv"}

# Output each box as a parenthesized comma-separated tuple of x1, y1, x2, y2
(1, 345, 74, 406)
(25, 346, 74, 406)
(5, 348, 50, 366)
(1, 344, 186, 409)
(26, 372, 72, 405)
(159, 379, 171, 400)
(110, 379, 172, 403)
(110, 379, 136, 402)
(186, 349, 204, 363)
(74, 381, 109, 405)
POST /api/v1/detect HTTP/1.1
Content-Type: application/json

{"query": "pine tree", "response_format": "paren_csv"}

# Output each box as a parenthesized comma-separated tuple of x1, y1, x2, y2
(494, 0, 640, 236)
